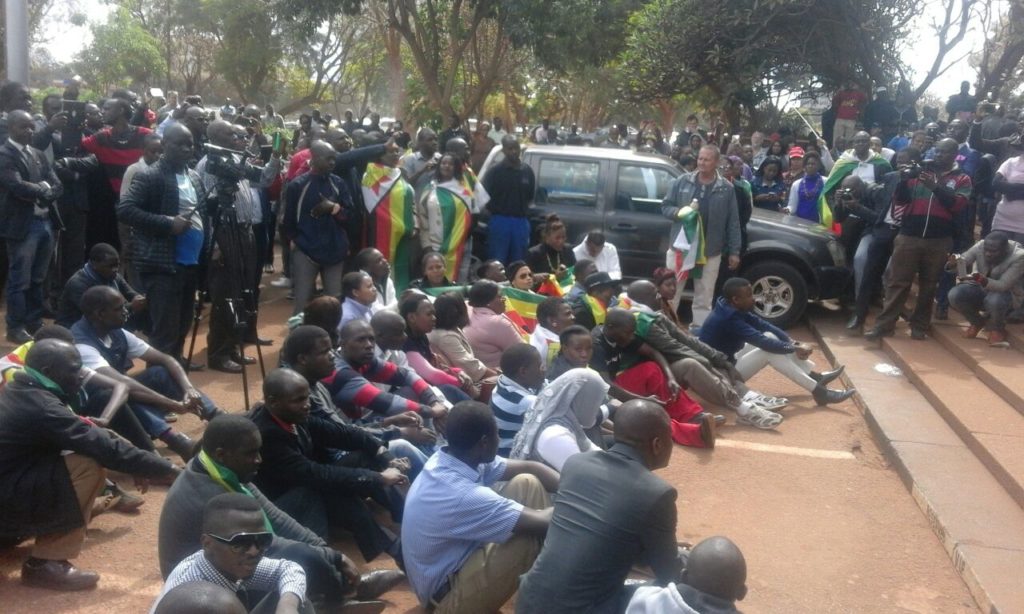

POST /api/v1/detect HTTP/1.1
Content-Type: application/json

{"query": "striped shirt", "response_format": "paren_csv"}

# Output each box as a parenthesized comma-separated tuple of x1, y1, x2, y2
(401, 450, 521, 604)
(81, 126, 152, 193)
(151, 550, 306, 613)
(490, 375, 538, 456)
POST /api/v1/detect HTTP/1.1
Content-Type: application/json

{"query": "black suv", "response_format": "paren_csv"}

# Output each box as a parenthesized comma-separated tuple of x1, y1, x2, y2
(477, 145, 850, 328)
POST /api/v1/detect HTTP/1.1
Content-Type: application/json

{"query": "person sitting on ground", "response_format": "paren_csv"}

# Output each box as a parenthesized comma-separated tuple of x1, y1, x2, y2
(402, 400, 559, 613)
(700, 278, 855, 406)
(373, 308, 475, 405)
(947, 231, 1024, 345)
(337, 270, 378, 334)
(463, 280, 528, 369)
(517, 400, 684, 614)
(491, 344, 547, 456)
(249, 367, 408, 565)
(71, 286, 223, 460)
(0, 339, 177, 592)
(626, 536, 747, 614)
(428, 292, 499, 394)
(158, 415, 404, 606)
(565, 258, 597, 302)
(510, 367, 612, 470)
(56, 243, 147, 328)
(153, 581, 247, 614)
(530, 296, 576, 369)
(409, 251, 453, 290)
(526, 213, 577, 277)
(154, 493, 309, 613)
(652, 268, 686, 330)
(571, 272, 619, 331)
(400, 294, 477, 401)
(355, 247, 398, 312)
(588, 311, 717, 447)
(573, 230, 622, 280)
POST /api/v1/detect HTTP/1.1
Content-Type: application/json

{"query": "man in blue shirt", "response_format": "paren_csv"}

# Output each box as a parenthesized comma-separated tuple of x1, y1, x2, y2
(402, 400, 559, 613)
(700, 278, 855, 406)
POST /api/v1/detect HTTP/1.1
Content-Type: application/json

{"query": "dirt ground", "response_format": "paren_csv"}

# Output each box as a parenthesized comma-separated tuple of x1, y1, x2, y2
(0, 283, 978, 613)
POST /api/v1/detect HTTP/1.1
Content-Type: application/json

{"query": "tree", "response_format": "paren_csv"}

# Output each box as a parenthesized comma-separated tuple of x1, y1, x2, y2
(75, 8, 164, 91)
(1, 0, 85, 80)
(974, 0, 1024, 100)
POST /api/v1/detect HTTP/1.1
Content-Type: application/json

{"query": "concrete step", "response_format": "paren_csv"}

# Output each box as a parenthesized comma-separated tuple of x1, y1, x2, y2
(879, 333, 1024, 511)
(929, 320, 1024, 419)
(809, 315, 1024, 614)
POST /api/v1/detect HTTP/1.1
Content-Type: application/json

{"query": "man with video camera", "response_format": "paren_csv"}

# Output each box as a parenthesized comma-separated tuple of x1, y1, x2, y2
(196, 120, 283, 373)
(865, 139, 973, 341)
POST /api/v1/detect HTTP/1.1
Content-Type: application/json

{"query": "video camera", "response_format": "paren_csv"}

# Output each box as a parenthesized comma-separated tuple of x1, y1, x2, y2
(203, 143, 248, 183)
(901, 160, 933, 180)
(61, 99, 88, 131)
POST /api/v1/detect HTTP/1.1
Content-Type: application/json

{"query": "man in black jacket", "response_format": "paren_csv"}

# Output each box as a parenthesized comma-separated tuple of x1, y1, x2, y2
(117, 123, 206, 362)
(0, 109, 64, 343)
(249, 367, 409, 564)
(0, 339, 177, 591)
(56, 242, 145, 328)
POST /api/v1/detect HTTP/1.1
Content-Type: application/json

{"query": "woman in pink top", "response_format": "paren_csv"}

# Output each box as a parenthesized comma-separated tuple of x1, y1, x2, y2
(463, 280, 527, 369)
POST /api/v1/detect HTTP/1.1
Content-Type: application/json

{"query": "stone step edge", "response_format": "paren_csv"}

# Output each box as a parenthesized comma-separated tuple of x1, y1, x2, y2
(879, 336, 1024, 510)
(930, 323, 1024, 419)
(807, 319, 1018, 614)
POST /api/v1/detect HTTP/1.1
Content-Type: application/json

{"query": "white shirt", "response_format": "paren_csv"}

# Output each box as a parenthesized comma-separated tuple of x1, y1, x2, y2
(994, 156, 1024, 234)
(529, 325, 560, 370)
(573, 238, 622, 280)
(76, 329, 150, 370)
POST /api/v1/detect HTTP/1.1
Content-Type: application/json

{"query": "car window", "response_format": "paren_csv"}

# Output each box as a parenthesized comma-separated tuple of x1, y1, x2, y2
(536, 158, 600, 208)
(615, 164, 674, 214)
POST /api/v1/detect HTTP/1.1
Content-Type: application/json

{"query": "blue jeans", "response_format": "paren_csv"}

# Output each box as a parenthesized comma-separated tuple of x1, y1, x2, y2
(388, 438, 427, 481)
(948, 283, 1012, 331)
(487, 215, 530, 264)
(5, 217, 53, 331)
(130, 365, 217, 437)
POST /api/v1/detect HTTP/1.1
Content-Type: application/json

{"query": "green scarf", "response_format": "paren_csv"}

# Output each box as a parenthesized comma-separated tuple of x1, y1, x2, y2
(24, 366, 80, 410)
(198, 449, 274, 533)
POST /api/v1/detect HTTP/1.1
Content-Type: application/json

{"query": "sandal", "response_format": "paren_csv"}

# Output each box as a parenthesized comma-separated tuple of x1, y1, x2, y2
(737, 407, 783, 430)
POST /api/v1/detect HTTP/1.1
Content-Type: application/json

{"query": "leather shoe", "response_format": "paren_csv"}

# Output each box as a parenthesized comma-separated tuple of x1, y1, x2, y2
(810, 365, 845, 386)
(863, 327, 893, 342)
(209, 355, 243, 374)
(698, 412, 717, 449)
(845, 315, 863, 330)
(812, 384, 856, 406)
(6, 328, 32, 344)
(688, 411, 726, 426)
(21, 558, 99, 591)
(232, 353, 257, 365)
(247, 336, 273, 346)
(355, 569, 406, 601)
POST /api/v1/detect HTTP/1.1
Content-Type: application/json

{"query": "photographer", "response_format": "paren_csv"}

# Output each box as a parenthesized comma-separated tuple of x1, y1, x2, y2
(845, 148, 921, 334)
(947, 232, 1024, 346)
(196, 120, 283, 373)
(865, 139, 973, 341)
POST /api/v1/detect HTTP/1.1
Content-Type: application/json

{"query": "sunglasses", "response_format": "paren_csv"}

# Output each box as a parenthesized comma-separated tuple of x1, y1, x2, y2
(206, 531, 272, 553)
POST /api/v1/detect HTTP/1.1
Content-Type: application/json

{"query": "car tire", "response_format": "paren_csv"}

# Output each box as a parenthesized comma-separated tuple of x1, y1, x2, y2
(742, 261, 808, 329)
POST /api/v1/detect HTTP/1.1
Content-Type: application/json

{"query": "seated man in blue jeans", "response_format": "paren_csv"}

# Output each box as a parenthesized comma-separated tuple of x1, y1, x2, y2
(71, 286, 222, 460)
(947, 231, 1024, 347)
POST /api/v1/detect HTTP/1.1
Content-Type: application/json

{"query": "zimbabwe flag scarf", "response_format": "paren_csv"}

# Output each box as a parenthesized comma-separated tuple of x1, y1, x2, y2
(363, 162, 416, 289)
(432, 179, 475, 281)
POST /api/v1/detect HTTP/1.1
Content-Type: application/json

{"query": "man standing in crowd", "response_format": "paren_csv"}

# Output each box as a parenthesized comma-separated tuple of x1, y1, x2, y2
(117, 124, 204, 365)
(0, 109, 63, 343)
(483, 136, 536, 264)
(948, 232, 1024, 346)
(831, 82, 866, 143)
(661, 144, 741, 326)
(401, 127, 440, 198)
(947, 81, 977, 122)
(517, 400, 683, 613)
(866, 138, 973, 341)
(863, 86, 900, 143)
(0, 339, 177, 591)
(439, 114, 469, 154)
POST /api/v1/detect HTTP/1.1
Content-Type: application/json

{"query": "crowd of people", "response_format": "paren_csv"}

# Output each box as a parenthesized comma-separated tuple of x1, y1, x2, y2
(0, 72, 1021, 614)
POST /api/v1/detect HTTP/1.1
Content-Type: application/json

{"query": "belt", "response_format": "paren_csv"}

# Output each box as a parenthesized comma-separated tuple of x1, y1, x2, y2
(427, 578, 452, 611)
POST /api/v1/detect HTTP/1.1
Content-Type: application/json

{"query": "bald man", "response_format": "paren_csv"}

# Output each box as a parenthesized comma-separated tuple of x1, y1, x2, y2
(282, 140, 354, 314)
(0, 339, 177, 591)
(400, 127, 440, 196)
(517, 399, 682, 613)
(154, 581, 246, 614)
(626, 536, 747, 613)
(0, 109, 63, 343)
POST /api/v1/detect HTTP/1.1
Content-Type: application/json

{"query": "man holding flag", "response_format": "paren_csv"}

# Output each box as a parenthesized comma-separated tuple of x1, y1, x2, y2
(661, 144, 741, 326)
(821, 131, 893, 254)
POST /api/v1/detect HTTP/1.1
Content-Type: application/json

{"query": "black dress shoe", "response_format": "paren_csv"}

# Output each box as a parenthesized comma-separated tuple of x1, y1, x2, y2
(231, 353, 257, 365)
(354, 569, 406, 601)
(810, 365, 845, 386)
(812, 384, 856, 406)
(699, 412, 717, 449)
(688, 411, 726, 426)
(845, 315, 863, 330)
(6, 328, 32, 344)
(21, 558, 99, 591)
(209, 355, 243, 373)
(863, 327, 893, 341)
(248, 336, 273, 346)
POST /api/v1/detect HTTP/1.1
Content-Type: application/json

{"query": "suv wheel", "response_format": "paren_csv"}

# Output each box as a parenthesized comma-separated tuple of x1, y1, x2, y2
(742, 261, 807, 329)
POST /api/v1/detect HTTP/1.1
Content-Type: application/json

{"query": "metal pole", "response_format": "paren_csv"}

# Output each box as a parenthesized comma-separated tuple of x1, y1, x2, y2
(5, 0, 29, 83)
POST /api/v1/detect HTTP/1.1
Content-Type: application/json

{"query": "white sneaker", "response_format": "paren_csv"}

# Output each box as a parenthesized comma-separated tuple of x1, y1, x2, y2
(270, 277, 291, 288)
(736, 406, 784, 430)
(743, 390, 787, 410)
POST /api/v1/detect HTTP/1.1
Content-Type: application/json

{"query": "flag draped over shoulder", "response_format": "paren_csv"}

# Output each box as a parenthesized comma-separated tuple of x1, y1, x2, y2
(421, 284, 540, 334)
(433, 179, 475, 281)
(669, 205, 706, 283)
(819, 150, 893, 231)
(363, 162, 416, 289)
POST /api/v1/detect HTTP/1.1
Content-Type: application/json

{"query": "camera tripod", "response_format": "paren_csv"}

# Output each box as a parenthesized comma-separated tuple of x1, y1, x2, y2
(185, 178, 266, 410)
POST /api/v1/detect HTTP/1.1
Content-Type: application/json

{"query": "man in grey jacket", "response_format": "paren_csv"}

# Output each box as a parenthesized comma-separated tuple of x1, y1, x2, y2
(157, 414, 404, 606)
(947, 231, 1024, 346)
(661, 144, 741, 326)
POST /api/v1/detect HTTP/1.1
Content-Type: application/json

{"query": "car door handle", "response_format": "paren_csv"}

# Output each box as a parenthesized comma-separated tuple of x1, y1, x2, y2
(611, 223, 637, 230)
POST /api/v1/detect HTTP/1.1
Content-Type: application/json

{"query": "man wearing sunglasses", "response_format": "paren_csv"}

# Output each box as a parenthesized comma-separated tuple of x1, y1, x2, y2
(154, 492, 309, 613)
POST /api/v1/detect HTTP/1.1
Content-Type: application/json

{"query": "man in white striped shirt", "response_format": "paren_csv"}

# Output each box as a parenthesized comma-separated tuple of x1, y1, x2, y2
(491, 344, 546, 456)
(154, 493, 309, 614)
